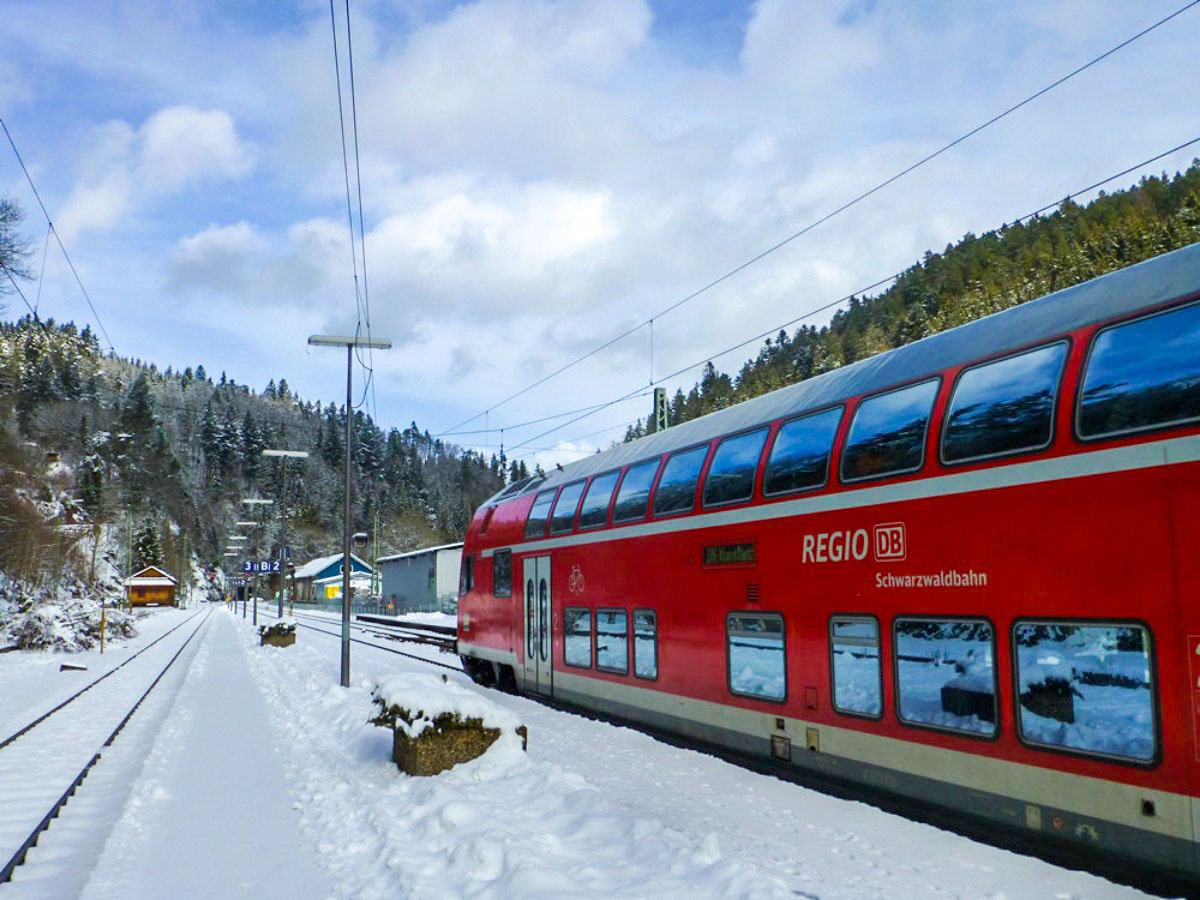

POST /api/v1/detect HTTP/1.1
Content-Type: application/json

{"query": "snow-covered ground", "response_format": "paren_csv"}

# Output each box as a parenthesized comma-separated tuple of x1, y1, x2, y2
(0, 604, 1153, 898)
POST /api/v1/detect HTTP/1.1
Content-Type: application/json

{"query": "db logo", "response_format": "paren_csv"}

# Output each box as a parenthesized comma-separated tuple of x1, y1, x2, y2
(568, 564, 585, 595)
(873, 523, 906, 561)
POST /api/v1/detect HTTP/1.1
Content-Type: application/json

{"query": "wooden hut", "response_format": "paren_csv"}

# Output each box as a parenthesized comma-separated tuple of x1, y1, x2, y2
(124, 565, 177, 607)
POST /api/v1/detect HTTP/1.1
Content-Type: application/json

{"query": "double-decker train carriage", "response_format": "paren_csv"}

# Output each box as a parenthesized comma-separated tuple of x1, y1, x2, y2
(456, 241, 1200, 883)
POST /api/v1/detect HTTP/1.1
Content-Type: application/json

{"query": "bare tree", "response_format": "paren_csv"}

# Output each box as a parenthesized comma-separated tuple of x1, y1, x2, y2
(0, 197, 33, 311)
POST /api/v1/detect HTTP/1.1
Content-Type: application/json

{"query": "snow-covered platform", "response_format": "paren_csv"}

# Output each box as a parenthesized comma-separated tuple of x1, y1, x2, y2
(0, 606, 1149, 898)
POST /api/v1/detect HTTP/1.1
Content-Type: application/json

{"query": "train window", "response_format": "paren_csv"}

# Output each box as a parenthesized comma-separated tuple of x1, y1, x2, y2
(727, 612, 786, 702)
(653, 445, 709, 516)
(703, 428, 769, 507)
(830, 616, 882, 718)
(612, 459, 660, 523)
(841, 379, 939, 483)
(894, 617, 996, 736)
(943, 342, 1068, 464)
(1013, 621, 1156, 763)
(524, 489, 556, 539)
(633, 609, 658, 679)
(1078, 301, 1200, 439)
(578, 471, 620, 530)
(596, 608, 629, 674)
(550, 481, 586, 534)
(459, 555, 474, 594)
(563, 607, 592, 668)
(493, 549, 512, 598)
(764, 407, 842, 495)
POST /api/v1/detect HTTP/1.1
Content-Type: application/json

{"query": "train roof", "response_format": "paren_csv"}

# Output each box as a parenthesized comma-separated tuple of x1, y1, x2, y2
(492, 240, 1200, 504)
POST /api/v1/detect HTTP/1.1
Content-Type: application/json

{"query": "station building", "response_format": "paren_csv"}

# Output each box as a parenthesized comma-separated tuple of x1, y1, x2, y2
(376, 543, 463, 614)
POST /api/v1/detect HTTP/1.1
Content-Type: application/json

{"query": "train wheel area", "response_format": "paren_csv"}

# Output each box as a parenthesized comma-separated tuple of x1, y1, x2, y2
(0, 604, 1161, 897)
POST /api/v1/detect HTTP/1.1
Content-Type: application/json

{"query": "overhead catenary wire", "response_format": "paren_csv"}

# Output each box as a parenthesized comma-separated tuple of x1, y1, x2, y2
(436, 0, 1200, 440)
(505, 134, 1200, 459)
(1, 116, 116, 352)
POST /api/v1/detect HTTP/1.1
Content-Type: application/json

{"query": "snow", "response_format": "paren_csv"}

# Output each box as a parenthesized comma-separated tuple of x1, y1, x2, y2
(0, 606, 1152, 898)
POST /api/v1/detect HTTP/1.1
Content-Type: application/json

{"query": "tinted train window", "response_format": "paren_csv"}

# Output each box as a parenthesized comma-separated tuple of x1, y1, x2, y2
(578, 471, 620, 530)
(612, 459, 660, 523)
(524, 489, 556, 539)
(633, 609, 658, 679)
(895, 618, 996, 736)
(550, 481, 586, 534)
(596, 608, 629, 674)
(842, 380, 939, 482)
(564, 607, 592, 668)
(492, 549, 512, 598)
(764, 407, 842, 495)
(653, 446, 709, 516)
(943, 343, 1068, 463)
(1079, 302, 1200, 439)
(830, 616, 881, 717)
(727, 612, 786, 701)
(703, 428, 768, 507)
(459, 555, 474, 594)
(1014, 622, 1156, 762)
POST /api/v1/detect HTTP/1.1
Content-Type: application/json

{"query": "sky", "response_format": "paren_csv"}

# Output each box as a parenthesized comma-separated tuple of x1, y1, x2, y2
(1, 0, 1197, 471)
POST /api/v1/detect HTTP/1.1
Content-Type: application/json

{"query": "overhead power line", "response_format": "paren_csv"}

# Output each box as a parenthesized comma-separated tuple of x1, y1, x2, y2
(1, 116, 117, 352)
(438, 0, 1199, 439)
(506, 134, 1200, 457)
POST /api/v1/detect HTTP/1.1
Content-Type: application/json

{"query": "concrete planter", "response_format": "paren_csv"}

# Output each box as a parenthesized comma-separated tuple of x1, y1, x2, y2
(260, 631, 296, 648)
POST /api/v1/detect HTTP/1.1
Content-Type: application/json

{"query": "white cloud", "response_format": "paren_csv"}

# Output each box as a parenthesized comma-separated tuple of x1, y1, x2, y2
(139, 106, 254, 191)
(5, 0, 1196, 463)
(57, 105, 254, 241)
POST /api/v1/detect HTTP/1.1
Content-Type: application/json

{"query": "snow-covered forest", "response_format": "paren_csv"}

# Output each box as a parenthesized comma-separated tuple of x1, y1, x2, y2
(625, 164, 1200, 436)
(1, 194, 514, 640)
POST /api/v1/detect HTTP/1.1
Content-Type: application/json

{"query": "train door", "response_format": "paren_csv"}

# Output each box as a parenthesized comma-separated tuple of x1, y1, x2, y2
(522, 556, 553, 696)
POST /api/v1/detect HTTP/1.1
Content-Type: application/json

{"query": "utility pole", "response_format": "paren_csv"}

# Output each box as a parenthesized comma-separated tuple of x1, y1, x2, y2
(307, 334, 392, 688)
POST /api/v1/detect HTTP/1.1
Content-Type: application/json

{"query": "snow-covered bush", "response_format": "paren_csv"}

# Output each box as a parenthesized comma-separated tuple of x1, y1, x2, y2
(2, 575, 135, 651)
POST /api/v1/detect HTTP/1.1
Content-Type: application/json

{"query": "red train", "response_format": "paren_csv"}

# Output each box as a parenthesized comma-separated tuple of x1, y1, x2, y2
(457, 242, 1200, 883)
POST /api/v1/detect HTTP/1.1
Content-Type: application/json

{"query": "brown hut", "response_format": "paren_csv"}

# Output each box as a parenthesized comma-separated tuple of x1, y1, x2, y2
(124, 566, 178, 607)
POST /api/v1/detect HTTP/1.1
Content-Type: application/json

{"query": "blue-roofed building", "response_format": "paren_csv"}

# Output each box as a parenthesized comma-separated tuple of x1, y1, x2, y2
(293, 552, 374, 603)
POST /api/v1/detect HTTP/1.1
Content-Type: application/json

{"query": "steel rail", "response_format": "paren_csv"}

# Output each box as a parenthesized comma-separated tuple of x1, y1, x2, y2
(0, 610, 211, 884)
(0, 609, 206, 752)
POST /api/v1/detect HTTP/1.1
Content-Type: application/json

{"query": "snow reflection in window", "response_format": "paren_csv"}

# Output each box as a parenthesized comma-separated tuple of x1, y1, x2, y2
(564, 607, 592, 668)
(633, 609, 657, 679)
(596, 608, 628, 674)
(727, 613, 786, 701)
(1014, 622, 1155, 762)
(895, 618, 996, 735)
(831, 617, 881, 716)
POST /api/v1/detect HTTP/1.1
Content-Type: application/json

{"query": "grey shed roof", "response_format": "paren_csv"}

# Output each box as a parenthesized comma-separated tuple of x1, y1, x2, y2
(376, 542, 464, 564)
(496, 240, 1200, 502)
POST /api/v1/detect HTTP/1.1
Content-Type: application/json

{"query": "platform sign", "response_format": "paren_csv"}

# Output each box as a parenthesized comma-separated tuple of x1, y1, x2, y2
(241, 560, 282, 573)
(1189, 636, 1200, 762)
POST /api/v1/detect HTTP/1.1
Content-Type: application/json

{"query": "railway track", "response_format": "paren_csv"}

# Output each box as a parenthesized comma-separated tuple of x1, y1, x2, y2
(0, 609, 211, 884)
(0, 609, 206, 751)
(272, 610, 462, 672)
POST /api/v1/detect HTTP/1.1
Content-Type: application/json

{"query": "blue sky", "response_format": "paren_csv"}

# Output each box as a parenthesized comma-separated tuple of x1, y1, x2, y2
(1, 0, 1197, 468)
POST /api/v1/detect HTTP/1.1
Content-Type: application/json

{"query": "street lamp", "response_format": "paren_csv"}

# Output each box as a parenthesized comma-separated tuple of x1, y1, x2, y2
(308, 333, 392, 688)
(263, 448, 310, 618)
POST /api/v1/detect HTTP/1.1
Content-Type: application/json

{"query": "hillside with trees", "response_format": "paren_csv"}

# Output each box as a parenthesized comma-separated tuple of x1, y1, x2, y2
(1, 193, 517, 624)
(626, 164, 1200, 437)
